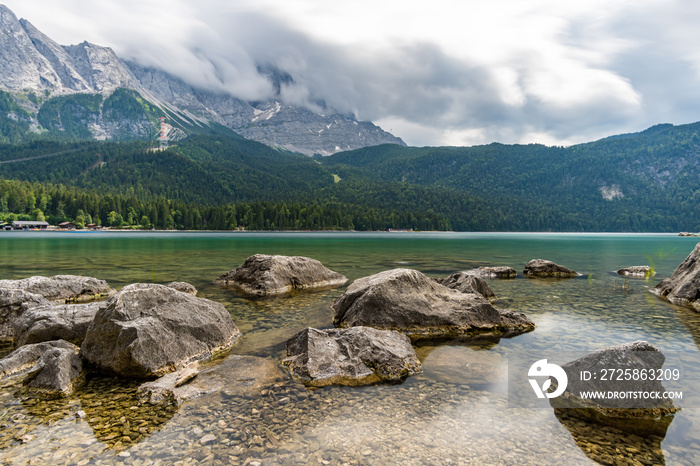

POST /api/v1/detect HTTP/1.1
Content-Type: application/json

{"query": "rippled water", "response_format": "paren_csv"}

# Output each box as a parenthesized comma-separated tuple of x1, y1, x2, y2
(1, 232, 699, 465)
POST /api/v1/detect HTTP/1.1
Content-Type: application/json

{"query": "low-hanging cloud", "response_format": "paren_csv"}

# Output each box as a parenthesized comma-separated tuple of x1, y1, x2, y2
(4, 0, 700, 147)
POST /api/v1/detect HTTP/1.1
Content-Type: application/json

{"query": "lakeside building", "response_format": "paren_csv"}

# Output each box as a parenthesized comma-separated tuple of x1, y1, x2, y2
(11, 221, 50, 230)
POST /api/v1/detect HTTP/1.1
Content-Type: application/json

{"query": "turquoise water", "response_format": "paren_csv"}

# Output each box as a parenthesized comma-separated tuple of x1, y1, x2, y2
(0, 232, 699, 464)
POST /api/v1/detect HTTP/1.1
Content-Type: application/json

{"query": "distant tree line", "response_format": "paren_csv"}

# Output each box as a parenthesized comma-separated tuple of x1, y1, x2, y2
(0, 179, 450, 231)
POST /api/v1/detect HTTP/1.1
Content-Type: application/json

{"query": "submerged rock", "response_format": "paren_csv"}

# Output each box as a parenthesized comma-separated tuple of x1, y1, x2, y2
(0, 289, 50, 343)
(80, 283, 241, 378)
(13, 301, 105, 347)
(463, 266, 517, 279)
(138, 355, 286, 404)
(549, 341, 679, 436)
(617, 266, 655, 278)
(214, 254, 348, 297)
(651, 242, 700, 310)
(0, 275, 115, 303)
(165, 281, 198, 295)
(0, 340, 84, 397)
(332, 268, 534, 340)
(523, 259, 579, 278)
(437, 272, 497, 301)
(283, 326, 421, 386)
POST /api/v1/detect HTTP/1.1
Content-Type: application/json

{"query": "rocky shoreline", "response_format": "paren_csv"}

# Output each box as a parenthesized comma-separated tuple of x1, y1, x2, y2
(0, 250, 696, 462)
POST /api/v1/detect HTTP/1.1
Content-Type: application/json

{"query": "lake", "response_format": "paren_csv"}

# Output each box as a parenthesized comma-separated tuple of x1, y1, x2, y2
(0, 231, 699, 465)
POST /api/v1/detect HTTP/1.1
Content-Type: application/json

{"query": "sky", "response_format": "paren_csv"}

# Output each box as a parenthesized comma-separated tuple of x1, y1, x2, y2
(3, 0, 700, 147)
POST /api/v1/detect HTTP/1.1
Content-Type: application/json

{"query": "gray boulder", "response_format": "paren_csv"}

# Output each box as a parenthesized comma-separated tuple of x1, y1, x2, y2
(165, 281, 198, 295)
(437, 272, 497, 301)
(0, 275, 115, 303)
(214, 254, 348, 297)
(138, 355, 286, 404)
(283, 326, 421, 387)
(0, 340, 84, 397)
(332, 269, 534, 340)
(523, 259, 579, 278)
(651, 242, 700, 310)
(24, 344, 85, 398)
(0, 340, 77, 377)
(13, 301, 105, 347)
(463, 266, 517, 279)
(0, 289, 50, 343)
(617, 266, 655, 278)
(80, 283, 241, 378)
(549, 341, 679, 436)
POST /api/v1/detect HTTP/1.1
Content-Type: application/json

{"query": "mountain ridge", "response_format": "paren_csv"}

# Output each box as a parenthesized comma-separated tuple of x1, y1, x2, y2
(0, 4, 405, 154)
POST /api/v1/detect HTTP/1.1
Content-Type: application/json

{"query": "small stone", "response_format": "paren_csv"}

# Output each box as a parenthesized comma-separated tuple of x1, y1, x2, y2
(200, 434, 216, 444)
(192, 427, 204, 436)
(75, 410, 86, 419)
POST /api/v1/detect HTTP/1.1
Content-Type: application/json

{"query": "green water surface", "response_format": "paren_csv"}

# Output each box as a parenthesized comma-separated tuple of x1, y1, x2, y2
(0, 232, 699, 465)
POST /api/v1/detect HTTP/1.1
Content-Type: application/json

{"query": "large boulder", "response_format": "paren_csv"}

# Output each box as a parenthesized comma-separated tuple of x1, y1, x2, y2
(549, 341, 679, 436)
(437, 272, 496, 302)
(80, 283, 241, 378)
(332, 269, 535, 340)
(463, 266, 517, 279)
(214, 254, 348, 297)
(651, 242, 700, 310)
(283, 326, 421, 387)
(0, 289, 50, 343)
(138, 355, 286, 404)
(523, 259, 579, 278)
(13, 301, 105, 347)
(0, 275, 115, 303)
(0, 340, 85, 397)
(618, 266, 655, 278)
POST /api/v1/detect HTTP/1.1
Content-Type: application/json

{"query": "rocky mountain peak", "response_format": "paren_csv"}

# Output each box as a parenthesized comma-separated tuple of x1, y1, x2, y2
(0, 4, 405, 154)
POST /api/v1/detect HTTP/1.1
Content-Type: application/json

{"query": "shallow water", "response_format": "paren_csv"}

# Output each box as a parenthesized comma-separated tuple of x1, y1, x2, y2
(1, 231, 699, 464)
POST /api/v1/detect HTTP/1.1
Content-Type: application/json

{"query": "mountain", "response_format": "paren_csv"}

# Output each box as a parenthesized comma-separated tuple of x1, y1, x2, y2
(0, 4, 404, 154)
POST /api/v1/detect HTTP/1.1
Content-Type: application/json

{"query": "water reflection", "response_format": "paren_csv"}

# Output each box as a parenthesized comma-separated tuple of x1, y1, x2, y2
(554, 408, 668, 465)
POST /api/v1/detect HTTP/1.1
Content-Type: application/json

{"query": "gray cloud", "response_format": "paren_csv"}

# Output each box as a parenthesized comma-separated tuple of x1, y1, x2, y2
(3, 0, 700, 147)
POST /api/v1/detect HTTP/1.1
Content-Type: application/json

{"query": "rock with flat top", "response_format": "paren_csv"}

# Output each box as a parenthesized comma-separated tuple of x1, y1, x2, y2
(523, 259, 579, 278)
(332, 268, 534, 340)
(463, 266, 517, 279)
(215, 254, 347, 296)
(80, 283, 241, 378)
(283, 326, 421, 387)
(13, 301, 105, 347)
(0, 275, 115, 303)
(617, 266, 655, 278)
(138, 355, 286, 404)
(651, 242, 700, 310)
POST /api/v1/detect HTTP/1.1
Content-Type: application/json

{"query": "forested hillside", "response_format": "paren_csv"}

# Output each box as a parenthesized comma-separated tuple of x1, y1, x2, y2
(1, 121, 699, 232)
(323, 121, 700, 231)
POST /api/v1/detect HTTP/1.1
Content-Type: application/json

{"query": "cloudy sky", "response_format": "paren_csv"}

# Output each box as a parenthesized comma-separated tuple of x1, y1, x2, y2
(3, 0, 700, 147)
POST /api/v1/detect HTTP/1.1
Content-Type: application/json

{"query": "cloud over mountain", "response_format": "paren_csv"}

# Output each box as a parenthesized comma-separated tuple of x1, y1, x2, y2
(4, 0, 700, 147)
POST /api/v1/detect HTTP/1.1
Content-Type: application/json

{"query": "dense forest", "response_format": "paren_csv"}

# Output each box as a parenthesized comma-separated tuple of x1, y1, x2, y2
(0, 119, 699, 232)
